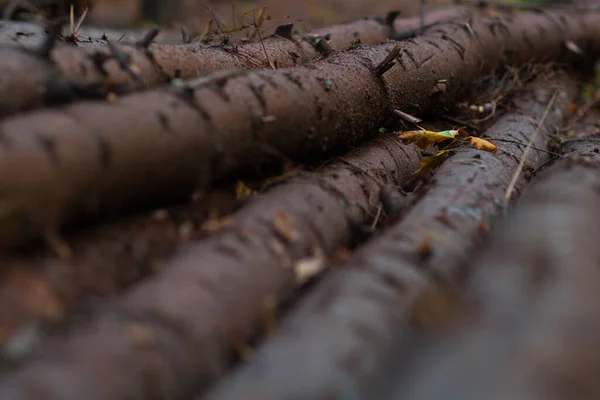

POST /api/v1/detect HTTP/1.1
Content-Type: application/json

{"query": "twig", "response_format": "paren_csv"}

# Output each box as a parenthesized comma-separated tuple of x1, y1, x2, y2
(374, 45, 401, 78)
(371, 203, 383, 229)
(504, 91, 558, 208)
(560, 137, 600, 144)
(486, 138, 560, 156)
(196, 19, 213, 42)
(205, 6, 229, 36)
(135, 27, 160, 49)
(394, 109, 422, 124)
(256, 24, 275, 69)
(69, 2, 88, 39)
(471, 100, 497, 123)
(247, 7, 266, 41)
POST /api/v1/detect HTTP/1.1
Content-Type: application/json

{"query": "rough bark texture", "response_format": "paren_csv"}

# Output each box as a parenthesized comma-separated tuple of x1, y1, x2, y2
(390, 134, 600, 400)
(0, 188, 239, 363)
(0, 134, 421, 400)
(0, 8, 596, 249)
(0, 10, 404, 116)
(202, 73, 577, 400)
(0, 5, 477, 114)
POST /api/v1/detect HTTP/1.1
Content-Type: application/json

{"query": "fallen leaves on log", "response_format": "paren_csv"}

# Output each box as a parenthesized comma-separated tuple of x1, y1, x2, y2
(389, 125, 600, 400)
(202, 71, 577, 400)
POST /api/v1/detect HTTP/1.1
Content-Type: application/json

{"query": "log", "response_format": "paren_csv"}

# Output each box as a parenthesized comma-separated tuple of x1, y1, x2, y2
(387, 125, 600, 400)
(0, 7, 596, 248)
(202, 71, 577, 400)
(0, 5, 436, 115)
(0, 133, 422, 399)
(0, 187, 238, 366)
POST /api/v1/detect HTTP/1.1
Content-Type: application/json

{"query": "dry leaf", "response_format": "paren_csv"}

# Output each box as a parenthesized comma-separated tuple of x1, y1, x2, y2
(414, 150, 450, 176)
(398, 129, 456, 150)
(468, 136, 498, 153)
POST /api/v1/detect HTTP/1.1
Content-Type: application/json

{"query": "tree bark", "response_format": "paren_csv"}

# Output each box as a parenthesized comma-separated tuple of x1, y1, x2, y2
(387, 123, 600, 400)
(0, 7, 596, 249)
(0, 133, 421, 399)
(202, 71, 577, 400)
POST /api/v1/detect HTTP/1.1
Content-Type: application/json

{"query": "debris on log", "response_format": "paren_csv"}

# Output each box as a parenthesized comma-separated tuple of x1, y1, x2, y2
(201, 71, 577, 400)
(0, 134, 422, 399)
(0, 8, 596, 249)
(388, 128, 600, 400)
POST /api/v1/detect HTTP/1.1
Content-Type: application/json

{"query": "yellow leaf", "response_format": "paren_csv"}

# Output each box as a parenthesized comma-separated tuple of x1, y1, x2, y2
(468, 137, 498, 153)
(397, 129, 458, 151)
(414, 150, 450, 176)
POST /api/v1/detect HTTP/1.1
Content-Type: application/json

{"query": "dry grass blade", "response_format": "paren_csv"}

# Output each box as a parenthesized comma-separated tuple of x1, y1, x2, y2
(504, 91, 558, 208)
